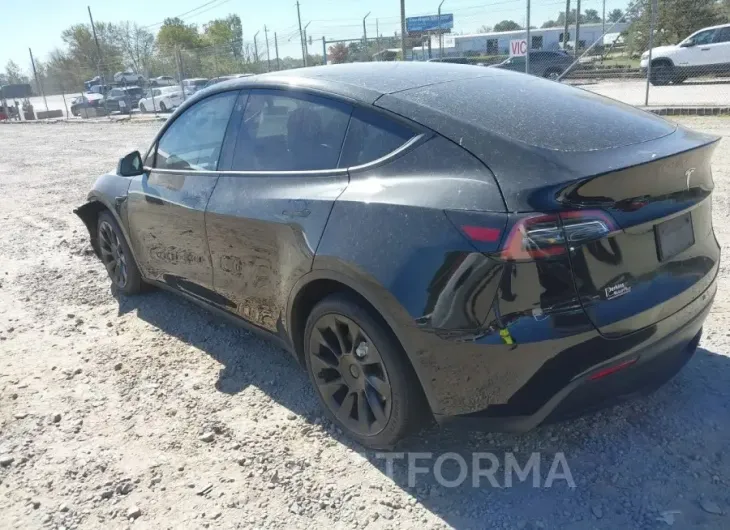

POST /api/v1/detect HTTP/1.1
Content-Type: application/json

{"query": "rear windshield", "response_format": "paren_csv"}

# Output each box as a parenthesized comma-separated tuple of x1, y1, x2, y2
(382, 73, 676, 151)
(125, 88, 143, 96)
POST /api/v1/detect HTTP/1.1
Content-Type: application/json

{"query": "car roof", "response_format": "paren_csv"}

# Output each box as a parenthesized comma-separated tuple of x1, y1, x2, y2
(209, 62, 499, 104)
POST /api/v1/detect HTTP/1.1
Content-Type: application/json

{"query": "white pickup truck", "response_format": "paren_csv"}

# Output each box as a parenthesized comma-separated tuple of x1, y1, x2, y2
(641, 23, 730, 85)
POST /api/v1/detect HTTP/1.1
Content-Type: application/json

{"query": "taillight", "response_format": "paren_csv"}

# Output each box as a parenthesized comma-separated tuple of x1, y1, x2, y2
(501, 210, 616, 261)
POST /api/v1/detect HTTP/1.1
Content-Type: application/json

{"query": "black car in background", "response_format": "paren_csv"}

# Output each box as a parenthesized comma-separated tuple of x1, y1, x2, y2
(75, 63, 720, 448)
(105, 86, 144, 114)
(491, 50, 575, 79)
(69, 94, 104, 116)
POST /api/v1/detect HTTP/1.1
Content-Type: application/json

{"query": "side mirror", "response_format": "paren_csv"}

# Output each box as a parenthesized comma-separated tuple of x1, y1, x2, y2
(117, 151, 144, 177)
(680, 41, 694, 48)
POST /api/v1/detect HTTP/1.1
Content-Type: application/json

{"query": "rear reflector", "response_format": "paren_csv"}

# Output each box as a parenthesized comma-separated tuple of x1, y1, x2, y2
(589, 358, 637, 381)
(461, 225, 501, 243)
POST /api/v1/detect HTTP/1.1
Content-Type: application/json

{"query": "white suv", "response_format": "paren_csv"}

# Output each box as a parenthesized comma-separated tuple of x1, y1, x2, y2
(640, 23, 730, 85)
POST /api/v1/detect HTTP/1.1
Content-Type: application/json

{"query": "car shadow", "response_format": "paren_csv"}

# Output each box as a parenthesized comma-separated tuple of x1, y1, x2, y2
(117, 289, 730, 529)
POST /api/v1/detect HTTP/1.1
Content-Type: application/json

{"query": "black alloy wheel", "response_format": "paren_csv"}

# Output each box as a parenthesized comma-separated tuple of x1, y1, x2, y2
(304, 293, 427, 448)
(96, 211, 144, 295)
(99, 220, 128, 289)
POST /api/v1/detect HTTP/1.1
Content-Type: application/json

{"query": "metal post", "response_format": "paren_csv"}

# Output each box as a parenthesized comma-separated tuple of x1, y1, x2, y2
(602, 0, 606, 42)
(60, 84, 69, 118)
(28, 48, 48, 112)
(322, 36, 327, 65)
(575, 0, 581, 58)
(176, 48, 186, 102)
(264, 26, 271, 71)
(303, 22, 311, 66)
(88, 6, 107, 115)
(253, 31, 260, 67)
(563, 0, 570, 51)
(645, 0, 657, 106)
(525, 0, 531, 74)
(438, 0, 445, 59)
(400, 0, 407, 61)
(296, 1, 306, 66)
(376, 19, 381, 57)
(275, 32, 281, 70)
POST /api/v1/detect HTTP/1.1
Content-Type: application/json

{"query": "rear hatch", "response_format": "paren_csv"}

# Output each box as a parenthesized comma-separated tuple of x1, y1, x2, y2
(375, 72, 721, 336)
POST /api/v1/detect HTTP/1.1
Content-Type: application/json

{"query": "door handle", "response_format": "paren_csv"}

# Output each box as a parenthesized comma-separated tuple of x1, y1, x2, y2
(700, 47, 711, 51)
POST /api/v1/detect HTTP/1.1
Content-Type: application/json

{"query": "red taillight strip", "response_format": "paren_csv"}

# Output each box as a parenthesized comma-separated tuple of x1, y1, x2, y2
(588, 358, 637, 381)
(461, 225, 502, 243)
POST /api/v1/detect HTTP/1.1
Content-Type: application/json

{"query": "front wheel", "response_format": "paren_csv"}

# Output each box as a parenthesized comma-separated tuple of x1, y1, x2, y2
(97, 211, 144, 295)
(139, 103, 147, 113)
(650, 63, 673, 86)
(304, 293, 428, 449)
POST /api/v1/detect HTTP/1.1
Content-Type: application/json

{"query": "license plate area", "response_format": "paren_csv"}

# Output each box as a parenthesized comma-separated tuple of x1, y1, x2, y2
(655, 212, 694, 262)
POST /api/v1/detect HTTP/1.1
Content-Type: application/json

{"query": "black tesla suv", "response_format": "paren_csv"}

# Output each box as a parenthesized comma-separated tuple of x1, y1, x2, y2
(75, 62, 720, 448)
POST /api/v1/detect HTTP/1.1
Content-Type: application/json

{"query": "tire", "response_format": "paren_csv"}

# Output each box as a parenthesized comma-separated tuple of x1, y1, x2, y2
(650, 62, 673, 86)
(304, 293, 427, 449)
(140, 103, 147, 113)
(543, 68, 562, 81)
(159, 101, 167, 112)
(97, 211, 144, 295)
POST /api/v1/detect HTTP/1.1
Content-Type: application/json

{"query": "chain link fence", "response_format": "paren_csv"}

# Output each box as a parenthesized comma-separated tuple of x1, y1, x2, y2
(12, 0, 728, 121)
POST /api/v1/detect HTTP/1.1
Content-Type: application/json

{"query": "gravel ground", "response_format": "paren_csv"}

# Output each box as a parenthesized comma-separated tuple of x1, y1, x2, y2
(1, 117, 730, 530)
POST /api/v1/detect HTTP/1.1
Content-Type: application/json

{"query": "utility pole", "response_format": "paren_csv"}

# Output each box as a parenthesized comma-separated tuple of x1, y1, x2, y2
(563, 0, 570, 51)
(28, 48, 48, 112)
(296, 1, 306, 66)
(437, 0, 445, 59)
(303, 22, 311, 66)
(400, 0, 407, 61)
(264, 26, 271, 71)
(274, 32, 280, 70)
(322, 36, 327, 64)
(602, 0, 606, 42)
(645, 0, 657, 106)
(376, 18, 381, 57)
(253, 31, 260, 68)
(575, 0, 581, 58)
(526, 0, 531, 74)
(363, 11, 371, 46)
(88, 5, 108, 114)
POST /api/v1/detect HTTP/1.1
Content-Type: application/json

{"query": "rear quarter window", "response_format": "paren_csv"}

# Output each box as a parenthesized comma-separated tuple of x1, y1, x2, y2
(338, 109, 416, 167)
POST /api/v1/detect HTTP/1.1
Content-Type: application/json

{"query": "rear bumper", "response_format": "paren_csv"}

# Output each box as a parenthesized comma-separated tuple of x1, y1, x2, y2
(430, 278, 715, 431)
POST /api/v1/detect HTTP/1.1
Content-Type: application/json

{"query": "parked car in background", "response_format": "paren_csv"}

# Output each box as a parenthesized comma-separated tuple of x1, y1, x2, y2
(641, 23, 730, 85)
(150, 76, 177, 87)
(75, 63, 720, 449)
(89, 84, 111, 95)
(70, 93, 104, 116)
(204, 74, 254, 88)
(138, 86, 184, 113)
(182, 78, 209, 96)
(105, 86, 144, 114)
(84, 76, 102, 91)
(114, 71, 146, 85)
(490, 51, 574, 79)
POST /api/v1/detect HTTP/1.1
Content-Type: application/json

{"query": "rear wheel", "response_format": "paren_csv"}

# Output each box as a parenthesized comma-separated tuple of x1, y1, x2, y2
(650, 62, 673, 86)
(97, 211, 144, 295)
(543, 68, 562, 80)
(304, 293, 427, 449)
(159, 101, 167, 112)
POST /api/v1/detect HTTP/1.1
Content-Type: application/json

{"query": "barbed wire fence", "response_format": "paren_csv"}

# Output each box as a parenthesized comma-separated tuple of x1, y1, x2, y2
(14, 0, 729, 120)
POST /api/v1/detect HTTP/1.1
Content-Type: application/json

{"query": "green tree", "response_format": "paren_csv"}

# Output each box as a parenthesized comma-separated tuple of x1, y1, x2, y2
(608, 8, 625, 23)
(541, 20, 559, 28)
(60, 22, 124, 80)
(115, 22, 155, 74)
(5, 60, 28, 84)
(203, 14, 243, 59)
(627, 0, 725, 53)
(157, 17, 202, 53)
(584, 9, 602, 23)
(493, 20, 522, 32)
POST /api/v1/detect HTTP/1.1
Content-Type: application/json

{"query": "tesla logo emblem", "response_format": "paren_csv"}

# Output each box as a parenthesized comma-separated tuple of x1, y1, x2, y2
(685, 168, 696, 190)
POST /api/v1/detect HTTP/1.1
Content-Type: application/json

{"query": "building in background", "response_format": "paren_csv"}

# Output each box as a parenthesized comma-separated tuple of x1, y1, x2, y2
(412, 22, 629, 59)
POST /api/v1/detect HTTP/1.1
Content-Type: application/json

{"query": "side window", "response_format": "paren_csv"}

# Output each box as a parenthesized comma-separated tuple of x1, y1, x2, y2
(154, 91, 237, 171)
(692, 29, 716, 46)
(110, 89, 121, 97)
(231, 91, 351, 171)
(714, 28, 730, 44)
(338, 109, 416, 168)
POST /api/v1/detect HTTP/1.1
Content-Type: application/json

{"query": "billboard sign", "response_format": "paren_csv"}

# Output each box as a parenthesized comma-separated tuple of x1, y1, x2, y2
(510, 39, 528, 56)
(406, 14, 454, 33)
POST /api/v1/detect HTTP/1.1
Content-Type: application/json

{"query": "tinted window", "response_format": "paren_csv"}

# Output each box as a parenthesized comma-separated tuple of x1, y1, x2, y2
(714, 27, 730, 43)
(155, 91, 237, 171)
(110, 89, 122, 97)
(692, 29, 716, 45)
(231, 91, 351, 171)
(339, 109, 415, 167)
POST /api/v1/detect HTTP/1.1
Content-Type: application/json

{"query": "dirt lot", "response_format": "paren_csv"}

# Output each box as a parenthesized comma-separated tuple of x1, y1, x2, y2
(1, 118, 730, 530)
